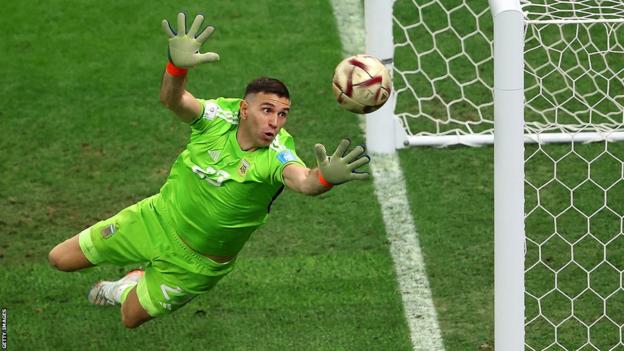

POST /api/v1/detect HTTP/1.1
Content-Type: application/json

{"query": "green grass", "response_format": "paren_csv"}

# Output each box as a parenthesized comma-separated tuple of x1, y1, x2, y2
(1, 252, 406, 350)
(398, 146, 495, 350)
(0, 1, 412, 350)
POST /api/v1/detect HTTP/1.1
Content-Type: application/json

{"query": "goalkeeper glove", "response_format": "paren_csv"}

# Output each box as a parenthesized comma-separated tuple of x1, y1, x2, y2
(315, 138, 371, 186)
(162, 12, 219, 69)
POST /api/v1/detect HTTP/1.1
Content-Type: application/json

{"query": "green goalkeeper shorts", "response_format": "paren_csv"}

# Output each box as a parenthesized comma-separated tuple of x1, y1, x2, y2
(78, 194, 235, 317)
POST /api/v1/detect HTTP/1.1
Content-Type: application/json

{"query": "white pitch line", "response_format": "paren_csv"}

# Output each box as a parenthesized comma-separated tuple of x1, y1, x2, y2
(329, 1, 446, 350)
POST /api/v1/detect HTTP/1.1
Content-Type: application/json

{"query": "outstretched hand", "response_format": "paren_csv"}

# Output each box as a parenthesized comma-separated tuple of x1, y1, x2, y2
(162, 12, 220, 69)
(315, 139, 370, 186)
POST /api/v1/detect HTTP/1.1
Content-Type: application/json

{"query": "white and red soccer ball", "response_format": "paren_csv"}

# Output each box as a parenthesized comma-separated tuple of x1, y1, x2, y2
(332, 54, 392, 114)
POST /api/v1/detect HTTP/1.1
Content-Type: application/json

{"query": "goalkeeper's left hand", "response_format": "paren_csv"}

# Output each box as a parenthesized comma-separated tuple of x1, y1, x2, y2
(162, 12, 220, 69)
(315, 138, 371, 186)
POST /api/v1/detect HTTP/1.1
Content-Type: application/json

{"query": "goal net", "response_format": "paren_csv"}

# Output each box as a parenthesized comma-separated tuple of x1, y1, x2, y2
(522, 4, 624, 346)
(386, 0, 624, 349)
(392, 0, 624, 147)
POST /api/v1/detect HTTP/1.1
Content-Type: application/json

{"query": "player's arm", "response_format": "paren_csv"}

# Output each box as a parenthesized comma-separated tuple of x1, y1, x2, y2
(159, 71, 202, 123)
(282, 139, 370, 195)
(283, 165, 331, 195)
(159, 12, 220, 124)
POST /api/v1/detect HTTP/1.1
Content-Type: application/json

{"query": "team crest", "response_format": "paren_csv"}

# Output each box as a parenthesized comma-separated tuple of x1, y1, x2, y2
(101, 224, 117, 239)
(239, 159, 250, 176)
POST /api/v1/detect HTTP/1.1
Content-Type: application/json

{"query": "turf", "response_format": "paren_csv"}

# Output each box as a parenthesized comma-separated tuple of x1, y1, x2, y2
(0, 1, 412, 349)
(398, 146, 495, 350)
(5, 0, 618, 350)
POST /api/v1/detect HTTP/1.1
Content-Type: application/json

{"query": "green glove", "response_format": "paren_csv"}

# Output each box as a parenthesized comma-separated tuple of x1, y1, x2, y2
(315, 139, 371, 185)
(162, 12, 220, 69)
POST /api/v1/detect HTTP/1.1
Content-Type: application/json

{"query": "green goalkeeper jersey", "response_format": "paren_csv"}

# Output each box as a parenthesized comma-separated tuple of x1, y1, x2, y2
(159, 97, 305, 256)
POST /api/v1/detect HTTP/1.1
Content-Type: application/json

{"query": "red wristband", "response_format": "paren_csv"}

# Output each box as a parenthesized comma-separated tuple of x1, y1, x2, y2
(166, 61, 188, 77)
(318, 173, 333, 188)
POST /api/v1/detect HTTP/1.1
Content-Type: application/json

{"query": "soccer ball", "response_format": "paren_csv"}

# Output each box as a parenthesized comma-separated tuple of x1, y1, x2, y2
(332, 54, 392, 114)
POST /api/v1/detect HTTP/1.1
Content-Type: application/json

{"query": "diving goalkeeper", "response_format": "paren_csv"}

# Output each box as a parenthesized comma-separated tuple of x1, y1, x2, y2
(47, 12, 370, 328)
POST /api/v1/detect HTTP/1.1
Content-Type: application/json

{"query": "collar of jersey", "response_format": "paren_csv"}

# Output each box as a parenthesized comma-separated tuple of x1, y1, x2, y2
(230, 127, 259, 156)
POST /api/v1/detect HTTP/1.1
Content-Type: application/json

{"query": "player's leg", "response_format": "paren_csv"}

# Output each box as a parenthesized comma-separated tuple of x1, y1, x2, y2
(48, 230, 94, 272)
(94, 265, 194, 328)
(119, 259, 228, 328)
(85, 268, 152, 328)
(121, 286, 153, 328)
(52, 195, 164, 274)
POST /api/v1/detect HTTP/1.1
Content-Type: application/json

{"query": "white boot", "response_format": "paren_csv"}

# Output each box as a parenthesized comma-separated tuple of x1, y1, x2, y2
(87, 269, 144, 306)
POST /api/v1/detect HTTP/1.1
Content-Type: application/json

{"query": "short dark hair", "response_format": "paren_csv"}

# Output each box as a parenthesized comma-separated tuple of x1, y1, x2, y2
(244, 77, 290, 99)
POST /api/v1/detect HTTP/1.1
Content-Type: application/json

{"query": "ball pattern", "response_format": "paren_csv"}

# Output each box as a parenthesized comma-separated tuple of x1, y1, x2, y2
(332, 55, 392, 114)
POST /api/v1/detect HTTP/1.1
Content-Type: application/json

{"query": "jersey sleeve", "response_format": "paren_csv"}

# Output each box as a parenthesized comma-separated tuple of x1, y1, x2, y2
(271, 132, 306, 184)
(190, 97, 242, 134)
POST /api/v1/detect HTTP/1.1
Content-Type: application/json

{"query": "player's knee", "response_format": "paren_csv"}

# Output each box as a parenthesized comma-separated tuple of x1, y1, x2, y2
(48, 245, 74, 272)
(121, 316, 141, 329)
(48, 246, 64, 270)
(121, 310, 149, 329)
(121, 298, 152, 329)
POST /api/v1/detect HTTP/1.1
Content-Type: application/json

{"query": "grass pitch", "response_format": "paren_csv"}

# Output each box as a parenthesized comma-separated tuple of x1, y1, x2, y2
(5, 0, 618, 350)
(0, 1, 412, 350)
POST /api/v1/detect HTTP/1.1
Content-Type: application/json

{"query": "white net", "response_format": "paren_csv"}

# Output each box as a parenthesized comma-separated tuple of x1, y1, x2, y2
(523, 0, 624, 22)
(523, 1, 624, 137)
(393, 0, 495, 140)
(515, 4, 624, 350)
(393, 0, 624, 143)
(524, 139, 624, 350)
(393, 0, 624, 349)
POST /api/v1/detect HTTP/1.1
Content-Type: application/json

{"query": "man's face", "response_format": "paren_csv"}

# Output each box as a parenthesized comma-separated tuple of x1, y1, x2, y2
(240, 92, 290, 147)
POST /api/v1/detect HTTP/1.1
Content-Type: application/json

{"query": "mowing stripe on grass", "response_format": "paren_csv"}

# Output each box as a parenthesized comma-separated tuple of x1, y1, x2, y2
(329, 1, 445, 350)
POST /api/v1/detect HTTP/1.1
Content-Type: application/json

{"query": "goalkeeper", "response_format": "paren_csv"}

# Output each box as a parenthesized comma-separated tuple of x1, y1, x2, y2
(47, 12, 370, 329)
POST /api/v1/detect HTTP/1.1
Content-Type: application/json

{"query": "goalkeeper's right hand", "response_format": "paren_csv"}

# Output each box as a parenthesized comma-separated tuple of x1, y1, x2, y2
(162, 12, 220, 69)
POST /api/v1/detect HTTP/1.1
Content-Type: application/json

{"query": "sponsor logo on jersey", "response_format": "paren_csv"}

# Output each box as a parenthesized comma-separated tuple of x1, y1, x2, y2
(239, 158, 250, 176)
(101, 224, 117, 239)
(277, 150, 296, 164)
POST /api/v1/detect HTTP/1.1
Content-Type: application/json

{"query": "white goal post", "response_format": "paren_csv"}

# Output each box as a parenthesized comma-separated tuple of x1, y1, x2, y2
(366, 0, 624, 350)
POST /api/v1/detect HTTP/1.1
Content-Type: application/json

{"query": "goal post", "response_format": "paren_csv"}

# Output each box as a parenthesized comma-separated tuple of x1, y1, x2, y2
(364, 0, 527, 348)
(490, 1, 526, 350)
(364, 0, 404, 153)
(365, 0, 624, 349)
